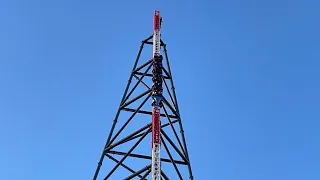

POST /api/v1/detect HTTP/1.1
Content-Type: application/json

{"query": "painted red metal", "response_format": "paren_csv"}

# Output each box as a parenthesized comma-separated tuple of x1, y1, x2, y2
(152, 107, 161, 146)
(153, 10, 160, 31)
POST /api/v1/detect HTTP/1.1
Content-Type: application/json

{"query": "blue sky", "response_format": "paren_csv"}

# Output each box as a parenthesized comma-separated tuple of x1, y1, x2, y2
(1, 0, 320, 179)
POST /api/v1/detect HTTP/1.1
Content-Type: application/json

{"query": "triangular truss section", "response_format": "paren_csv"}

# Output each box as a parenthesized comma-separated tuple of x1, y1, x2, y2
(93, 35, 194, 180)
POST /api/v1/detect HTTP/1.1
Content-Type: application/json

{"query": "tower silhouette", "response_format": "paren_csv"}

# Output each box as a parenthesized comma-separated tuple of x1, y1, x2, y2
(93, 11, 194, 180)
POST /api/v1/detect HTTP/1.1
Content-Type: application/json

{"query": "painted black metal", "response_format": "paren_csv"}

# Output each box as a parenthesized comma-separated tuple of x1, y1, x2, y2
(161, 129, 188, 163)
(134, 72, 170, 79)
(108, 150, 187, 165)
(119, 119, 180, 147)
(162, 137, 183, 180)
(93, 36, 194, 180)
(92, 39, 147, 180)
(141, 169, 151, 179)
(133, 59, 153, 73)
(106, 154, 143, 179)
(121, 108, 178, 119)
(104, 123, 151, 152)
(123, 165, 151, 180)
(120, 89, 152, 109)
(163, 44, 194, 180)
(161, 171, 169, 180)
(122, 63, 153, 105)
(103, 128, 152, 179)
(162, 105, 186, 155)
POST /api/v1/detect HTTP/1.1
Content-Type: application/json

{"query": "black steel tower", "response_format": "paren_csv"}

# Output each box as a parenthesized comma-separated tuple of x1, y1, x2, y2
(93, 12, 193, 180)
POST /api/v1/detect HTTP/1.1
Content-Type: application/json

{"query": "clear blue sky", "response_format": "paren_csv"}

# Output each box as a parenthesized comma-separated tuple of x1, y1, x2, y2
(1, 0, 319, 179)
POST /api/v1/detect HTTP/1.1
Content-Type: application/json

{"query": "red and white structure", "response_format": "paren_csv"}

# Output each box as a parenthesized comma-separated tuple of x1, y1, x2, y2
(92, 10, 194, 180)
(151, 10, 162, 180)
(153, 10, 161, 57)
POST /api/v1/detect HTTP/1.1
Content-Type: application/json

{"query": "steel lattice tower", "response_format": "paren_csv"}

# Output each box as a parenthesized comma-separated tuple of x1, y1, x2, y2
(93, 10, 194, 180)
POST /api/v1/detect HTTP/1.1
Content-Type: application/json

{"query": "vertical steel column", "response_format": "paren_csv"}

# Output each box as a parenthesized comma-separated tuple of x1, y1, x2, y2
(151, 10, 162, 180)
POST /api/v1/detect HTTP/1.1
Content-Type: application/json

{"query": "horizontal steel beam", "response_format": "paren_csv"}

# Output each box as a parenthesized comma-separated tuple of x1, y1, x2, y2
(107, 150, 187, 165)
(133, 72, 170, 79)
(121, 107, 178, 119)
